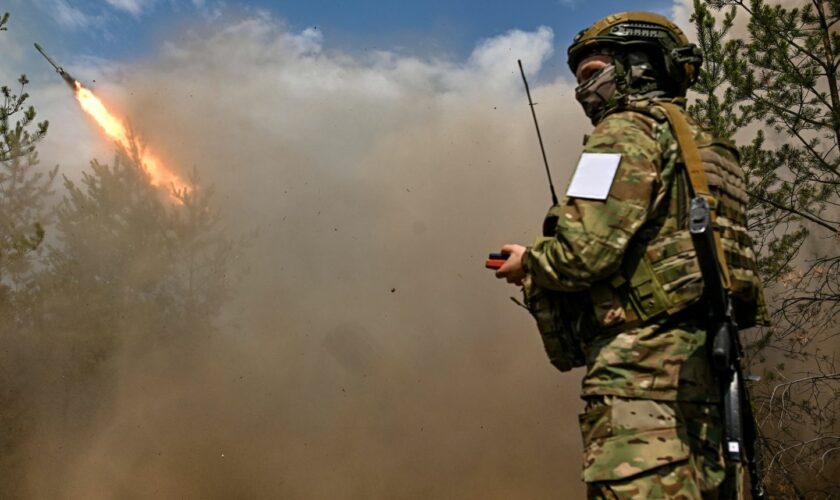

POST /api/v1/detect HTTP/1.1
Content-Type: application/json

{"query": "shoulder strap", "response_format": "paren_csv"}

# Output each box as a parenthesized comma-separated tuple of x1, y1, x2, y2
(658, 102, 732, 290)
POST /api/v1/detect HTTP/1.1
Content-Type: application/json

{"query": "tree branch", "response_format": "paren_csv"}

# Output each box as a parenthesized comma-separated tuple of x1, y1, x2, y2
(751, 191, 838, 233)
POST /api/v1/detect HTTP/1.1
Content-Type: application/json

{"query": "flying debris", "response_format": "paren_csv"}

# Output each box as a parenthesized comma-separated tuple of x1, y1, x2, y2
(34, 43, 77, 89)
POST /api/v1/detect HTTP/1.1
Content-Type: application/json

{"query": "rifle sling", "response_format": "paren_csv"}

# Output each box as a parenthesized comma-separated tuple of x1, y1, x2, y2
(659, 102, 732, 290)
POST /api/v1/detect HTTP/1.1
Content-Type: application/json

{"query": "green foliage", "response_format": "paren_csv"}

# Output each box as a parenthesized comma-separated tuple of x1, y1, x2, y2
(0, 11, 57, 486)
(0, 12, 241, 493)
(42, 142, 237, 362)
(0, 11, 56, 310)
(691, 1, 840, 496)
(0, 75, 50, 162)
(688, 2, 745, 138)
(692, 0, 840, 342)
(0, 12, 50, 160)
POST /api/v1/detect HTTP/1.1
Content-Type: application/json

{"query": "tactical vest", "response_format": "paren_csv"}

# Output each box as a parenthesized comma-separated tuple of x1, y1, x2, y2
(590, 101, 768, 331)
(524, 100, 768, 372)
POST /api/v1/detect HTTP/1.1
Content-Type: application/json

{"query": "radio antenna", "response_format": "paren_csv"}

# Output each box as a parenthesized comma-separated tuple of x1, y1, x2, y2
(518, 59, 558, 205)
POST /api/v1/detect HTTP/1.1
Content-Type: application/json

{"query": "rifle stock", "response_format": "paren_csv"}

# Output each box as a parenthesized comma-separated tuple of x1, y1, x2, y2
(689, 196, 764, 499)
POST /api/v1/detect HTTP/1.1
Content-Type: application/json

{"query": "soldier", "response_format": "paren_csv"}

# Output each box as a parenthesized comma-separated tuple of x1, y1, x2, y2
(494, 12, 768, 499)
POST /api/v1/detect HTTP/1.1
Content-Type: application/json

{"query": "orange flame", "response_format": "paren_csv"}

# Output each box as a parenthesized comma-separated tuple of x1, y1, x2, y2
(73, 81, 188, 197)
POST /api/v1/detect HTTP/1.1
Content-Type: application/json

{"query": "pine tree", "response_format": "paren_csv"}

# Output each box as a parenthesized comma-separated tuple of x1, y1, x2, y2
(0, 11, 56, 315)
(691, 1, 840, 496)
(0, 11, 57, 490)
(43, 141, 237, 366)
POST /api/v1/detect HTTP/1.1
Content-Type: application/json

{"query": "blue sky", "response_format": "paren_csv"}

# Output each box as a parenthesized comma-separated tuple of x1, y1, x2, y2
(8, 0, 678, 77)
(1, 0, 689, 180)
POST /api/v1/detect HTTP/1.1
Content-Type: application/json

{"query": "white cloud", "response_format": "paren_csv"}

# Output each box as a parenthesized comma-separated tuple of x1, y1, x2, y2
(47, 0, 93, 29)
(189, 0, 225, 21)
(671, 0, 694, 31)
(468, 26, 553, 76)
(105, 0, 156, 15)
(36, 15, 574, 206)
(281, 26, 323, 56)
(451, 26, 554, 94)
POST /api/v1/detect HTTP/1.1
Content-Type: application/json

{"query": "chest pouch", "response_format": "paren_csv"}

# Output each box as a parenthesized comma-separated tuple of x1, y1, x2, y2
(522, 205, 592, 371)
(588, 213, 676, 330)
(522, 278, 589, 372)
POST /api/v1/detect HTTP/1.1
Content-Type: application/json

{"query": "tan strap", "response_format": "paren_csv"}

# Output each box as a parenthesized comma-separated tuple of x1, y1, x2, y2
(658, 102, 732, 290)
(659, 103, 713, 202)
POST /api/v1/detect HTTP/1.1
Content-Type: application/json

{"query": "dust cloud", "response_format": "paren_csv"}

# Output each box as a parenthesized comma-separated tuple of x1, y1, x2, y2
(17, 14, 594, 499)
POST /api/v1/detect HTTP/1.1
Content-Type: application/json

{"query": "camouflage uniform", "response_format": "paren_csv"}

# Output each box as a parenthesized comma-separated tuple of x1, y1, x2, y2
(521, 97, 765, 499)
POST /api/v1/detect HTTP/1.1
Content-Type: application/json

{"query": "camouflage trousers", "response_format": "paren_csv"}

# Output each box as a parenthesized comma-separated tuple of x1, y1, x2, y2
(579, 396, 744, 499)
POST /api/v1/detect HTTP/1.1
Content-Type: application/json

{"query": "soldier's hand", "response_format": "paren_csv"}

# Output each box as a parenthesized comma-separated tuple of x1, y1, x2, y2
(495, 244, 527, 285)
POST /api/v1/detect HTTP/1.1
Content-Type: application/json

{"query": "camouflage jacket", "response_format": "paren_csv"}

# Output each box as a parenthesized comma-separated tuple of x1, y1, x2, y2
(521, 98, 766, 402)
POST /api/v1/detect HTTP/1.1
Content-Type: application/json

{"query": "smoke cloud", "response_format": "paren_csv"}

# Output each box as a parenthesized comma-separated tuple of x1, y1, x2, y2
(18, 13, 594, 499)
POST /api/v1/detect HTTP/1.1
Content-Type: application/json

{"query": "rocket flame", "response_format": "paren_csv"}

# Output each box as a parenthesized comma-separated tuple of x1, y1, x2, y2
(73, 81, 188, 198)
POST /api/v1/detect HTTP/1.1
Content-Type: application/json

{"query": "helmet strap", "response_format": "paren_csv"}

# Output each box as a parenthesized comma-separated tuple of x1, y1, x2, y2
(612, 54, 633, 106)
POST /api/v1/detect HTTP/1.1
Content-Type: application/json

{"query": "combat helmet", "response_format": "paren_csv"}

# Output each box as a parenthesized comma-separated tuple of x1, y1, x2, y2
(568, 12, 702, 96)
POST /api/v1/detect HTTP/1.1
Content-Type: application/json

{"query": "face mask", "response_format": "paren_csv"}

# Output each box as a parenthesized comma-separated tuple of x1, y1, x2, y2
(574, 64, 617, 122)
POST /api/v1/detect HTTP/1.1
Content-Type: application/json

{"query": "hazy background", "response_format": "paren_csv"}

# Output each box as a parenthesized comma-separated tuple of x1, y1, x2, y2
(0, 6, 607, 498)
(10, 0, 822, 498)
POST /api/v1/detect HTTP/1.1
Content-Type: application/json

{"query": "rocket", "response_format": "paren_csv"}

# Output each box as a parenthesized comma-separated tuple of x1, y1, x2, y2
(34, 43, 77, 89)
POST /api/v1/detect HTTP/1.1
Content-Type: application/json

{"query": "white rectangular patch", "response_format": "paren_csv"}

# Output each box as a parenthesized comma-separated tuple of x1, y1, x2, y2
(565, 153, 622, 201)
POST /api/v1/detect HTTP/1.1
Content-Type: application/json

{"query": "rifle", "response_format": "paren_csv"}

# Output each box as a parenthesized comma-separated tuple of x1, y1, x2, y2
(689, 196, 764, 499)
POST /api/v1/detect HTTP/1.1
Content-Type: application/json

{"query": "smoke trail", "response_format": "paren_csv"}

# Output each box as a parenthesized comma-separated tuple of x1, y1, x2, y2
(21, 13, 595, 499)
